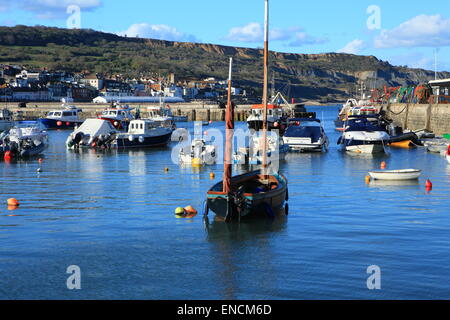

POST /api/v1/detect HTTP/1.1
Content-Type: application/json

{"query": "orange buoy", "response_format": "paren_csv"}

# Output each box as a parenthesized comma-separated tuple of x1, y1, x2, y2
(209, 172, 215, 179)
(365, 175, 371, 184)
(57, 121, 62, 126)
(184, 205, 198, 214)
(380, 161, 387, 169)
(7, 198, 19, 207)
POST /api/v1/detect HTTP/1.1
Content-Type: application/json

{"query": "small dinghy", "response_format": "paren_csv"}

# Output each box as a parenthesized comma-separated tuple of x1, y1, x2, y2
(368, 169, 422, 180)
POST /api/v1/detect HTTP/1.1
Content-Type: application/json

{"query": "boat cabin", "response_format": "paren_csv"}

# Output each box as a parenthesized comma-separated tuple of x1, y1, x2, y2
(127, 119, 159, 134)
(47, 107, 82, 120)
(101, 107, 134, 120)
(250, 104, 283, 118)
(0, 109, 13, 120)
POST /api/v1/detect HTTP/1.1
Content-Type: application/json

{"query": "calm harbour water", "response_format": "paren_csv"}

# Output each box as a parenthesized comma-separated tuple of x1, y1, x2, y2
(0, 106, 449, 299)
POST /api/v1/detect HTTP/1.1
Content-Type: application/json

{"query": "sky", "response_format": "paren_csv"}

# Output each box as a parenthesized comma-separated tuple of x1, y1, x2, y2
(0, 0, 449, 72)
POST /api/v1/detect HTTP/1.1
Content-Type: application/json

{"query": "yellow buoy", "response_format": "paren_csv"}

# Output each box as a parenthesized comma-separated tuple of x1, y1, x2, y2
(164, 167, 169, 172)
(192, 158, 202, 167)
(365, 175, 371, 184)
(175, 207, 185, 216)
(209, 172, 215, 179)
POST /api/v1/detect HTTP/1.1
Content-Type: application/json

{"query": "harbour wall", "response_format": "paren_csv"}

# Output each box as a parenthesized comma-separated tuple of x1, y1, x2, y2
(8, 102, 252, 122)
(384, 103, 450, 135)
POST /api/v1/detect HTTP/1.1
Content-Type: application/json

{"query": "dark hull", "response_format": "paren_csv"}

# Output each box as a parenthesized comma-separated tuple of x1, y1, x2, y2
(388, 132, 420, 144)
(115, 132, 172, 148)
(39, 118, 83, 129)
(206, 170, 288, 220)
(19, 143, 46, 157)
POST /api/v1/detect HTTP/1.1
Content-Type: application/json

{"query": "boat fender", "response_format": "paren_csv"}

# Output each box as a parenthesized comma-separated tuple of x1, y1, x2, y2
(286, 188, 289, 201)
(128, 135, 134, 142)
(284, 203, 289, 216)
(138, 136, 144, 143)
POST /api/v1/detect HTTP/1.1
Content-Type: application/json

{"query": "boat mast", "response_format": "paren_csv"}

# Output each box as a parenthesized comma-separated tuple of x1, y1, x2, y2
(261, 0, 269, 175)
(223, 57, 234, 194)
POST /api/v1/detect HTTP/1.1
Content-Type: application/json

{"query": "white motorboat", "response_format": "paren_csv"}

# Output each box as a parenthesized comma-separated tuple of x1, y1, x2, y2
(98, 104, 134, 130)
(146, 106, 176, 129)
(368, 169, 422, 180)
(5, 121, 48, 157)
(338, 117, 389, 154)
(179, 138, 217, 166)
(66, 119, 117, 149)
(0, 108, 14, 132)
(283, 118, 329, 152)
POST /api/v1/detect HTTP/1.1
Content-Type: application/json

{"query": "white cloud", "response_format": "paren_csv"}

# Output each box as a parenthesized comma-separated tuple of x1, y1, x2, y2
(225, 22, 262, 42)
(374, 14, 450, 48)
(225, 22, 327, 46)
(338, 39, 366, 54)
(118, 23, 199, 42)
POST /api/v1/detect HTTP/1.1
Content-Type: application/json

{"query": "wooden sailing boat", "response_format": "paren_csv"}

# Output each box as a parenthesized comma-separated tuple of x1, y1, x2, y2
(206, 0, 288, 221)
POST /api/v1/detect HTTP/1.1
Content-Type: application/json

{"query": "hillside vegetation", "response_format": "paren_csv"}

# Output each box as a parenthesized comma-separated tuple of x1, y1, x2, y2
(1, 25, 448, 102)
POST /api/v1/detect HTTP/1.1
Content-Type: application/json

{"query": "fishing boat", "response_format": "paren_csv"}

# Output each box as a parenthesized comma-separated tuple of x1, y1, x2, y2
(179, 138, 217, 165)
(146, 106, 176, 129)
(283, 118, 329, 152)
(98, 104, 134, 130)
(232, 134, 289, 165)
(0, 108, 14, 132)
(39, 105, 83, 129)
(338, 117, 389, 154)
(368, 169, 422, 180)
(4, 121, 48, 158)
(113, 119, 173, 148)
(206, 0, 288, 221)
(66, 119, 117, 149)
(246, 103, 287, 133)
(335, 103, 379, 130)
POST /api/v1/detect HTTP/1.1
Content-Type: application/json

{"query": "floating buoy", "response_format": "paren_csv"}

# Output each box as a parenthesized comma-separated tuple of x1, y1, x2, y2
(380, 161, 387, 169)
(365, 175, 371, 184)
(184, 205, 198, 214)
(164, 167, 169, 172)
(57, 121, 62, 126)
(425, 179, 433, 190)
(175, 207, 185, 216)
(38, 158, 43, 164)
(7, 198, 19, 207)
(192, 158, 202, 167)
(4, 151, 12, 161)
(209, 172, 215, 179)
(209, 120, 213, 124)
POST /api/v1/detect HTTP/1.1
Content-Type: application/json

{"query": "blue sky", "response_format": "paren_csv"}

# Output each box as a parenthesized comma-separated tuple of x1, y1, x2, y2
(1, 0, 449, 72)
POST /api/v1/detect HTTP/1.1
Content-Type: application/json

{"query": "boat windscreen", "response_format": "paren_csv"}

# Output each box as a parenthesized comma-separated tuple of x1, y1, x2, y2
(284, 126, 322, 141)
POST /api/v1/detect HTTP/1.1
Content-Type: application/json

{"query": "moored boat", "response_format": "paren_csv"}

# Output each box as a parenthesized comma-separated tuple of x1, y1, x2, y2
(368, 169, 422, 180)
(66, 119, 117, 149)
(5, 121, 48, 158)
(98, 104, 134, 130)
(0, 108, 14, 132)
(39, 105, 83, 129)
(283, 118, 329, 152)
(206, 1, 288, 221)
(179, 138, 217, 166)
(113, 119, 172, 148)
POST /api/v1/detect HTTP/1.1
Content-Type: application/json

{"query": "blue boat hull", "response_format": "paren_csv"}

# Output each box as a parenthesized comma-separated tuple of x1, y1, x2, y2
(39, 118, 83, 129)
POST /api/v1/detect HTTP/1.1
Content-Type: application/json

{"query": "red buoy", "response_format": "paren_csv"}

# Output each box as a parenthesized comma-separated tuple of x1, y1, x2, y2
(57, 121, 62, 126)
(66, 122, 70, 126)
(425, 179, 433, 190)
(38, 158, 43, 164)
(380, 161, 387, 169)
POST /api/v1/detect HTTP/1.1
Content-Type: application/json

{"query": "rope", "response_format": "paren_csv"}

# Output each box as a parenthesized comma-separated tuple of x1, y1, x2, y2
(387, 104, 408, 116)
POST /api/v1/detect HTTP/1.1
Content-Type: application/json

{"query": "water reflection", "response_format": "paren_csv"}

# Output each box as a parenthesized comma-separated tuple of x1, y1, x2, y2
(203, 215, 287, 299)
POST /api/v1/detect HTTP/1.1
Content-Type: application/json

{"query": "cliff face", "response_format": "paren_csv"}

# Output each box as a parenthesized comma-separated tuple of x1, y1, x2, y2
(0, 26, 448, 102)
